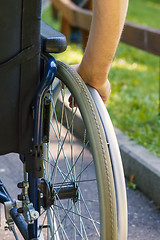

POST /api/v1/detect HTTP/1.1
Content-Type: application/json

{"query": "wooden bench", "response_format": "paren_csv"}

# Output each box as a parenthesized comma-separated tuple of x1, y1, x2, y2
(51, 0, 160, 56)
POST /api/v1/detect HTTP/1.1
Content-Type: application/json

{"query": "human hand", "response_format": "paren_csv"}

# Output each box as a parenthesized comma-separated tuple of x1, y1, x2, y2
(71, 64, 111, 104)
(93, 79, 111, 103)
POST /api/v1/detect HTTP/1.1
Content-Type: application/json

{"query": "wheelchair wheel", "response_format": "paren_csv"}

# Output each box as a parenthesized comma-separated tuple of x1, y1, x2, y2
(40, 61, 117, 239)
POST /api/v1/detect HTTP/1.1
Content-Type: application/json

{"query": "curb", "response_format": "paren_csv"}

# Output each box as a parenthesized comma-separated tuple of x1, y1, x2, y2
(57, 99, 160, 206)
(115, 128, 160, 206)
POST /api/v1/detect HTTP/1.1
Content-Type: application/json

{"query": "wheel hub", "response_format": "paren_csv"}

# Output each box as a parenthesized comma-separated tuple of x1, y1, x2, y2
(40, 179, 78, 209)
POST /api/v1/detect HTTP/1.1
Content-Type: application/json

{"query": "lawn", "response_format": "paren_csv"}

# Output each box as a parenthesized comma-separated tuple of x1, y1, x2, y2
(42, 0, 160, 157)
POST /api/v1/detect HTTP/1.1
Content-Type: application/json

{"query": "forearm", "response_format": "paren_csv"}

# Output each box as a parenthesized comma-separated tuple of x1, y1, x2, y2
(79, 0, 129, 88)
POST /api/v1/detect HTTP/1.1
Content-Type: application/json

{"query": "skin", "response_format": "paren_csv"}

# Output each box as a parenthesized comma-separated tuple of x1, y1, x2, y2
(72, 0, 129, 103)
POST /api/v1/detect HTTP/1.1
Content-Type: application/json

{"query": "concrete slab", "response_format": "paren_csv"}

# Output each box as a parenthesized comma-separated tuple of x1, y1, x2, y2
(115, 128, 160, 206)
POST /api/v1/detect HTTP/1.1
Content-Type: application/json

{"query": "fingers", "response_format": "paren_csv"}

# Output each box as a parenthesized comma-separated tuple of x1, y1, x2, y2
(68, 95, 77, 108)
(61, 82, 77, 108)
(94, 79, 111, 104)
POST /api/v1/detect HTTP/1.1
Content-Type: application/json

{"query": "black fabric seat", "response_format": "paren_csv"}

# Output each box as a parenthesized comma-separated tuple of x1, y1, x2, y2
(0, 2, 67, 156)
(0, 0, 41, 155)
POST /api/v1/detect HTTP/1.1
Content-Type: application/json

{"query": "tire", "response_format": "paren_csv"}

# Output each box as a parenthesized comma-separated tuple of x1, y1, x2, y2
(88, 87, 128, 240)
(39, 61, 117, 240)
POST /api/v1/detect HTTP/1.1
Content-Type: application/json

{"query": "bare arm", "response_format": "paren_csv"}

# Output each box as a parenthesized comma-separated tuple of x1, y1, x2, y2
(76, 0, 129, 102)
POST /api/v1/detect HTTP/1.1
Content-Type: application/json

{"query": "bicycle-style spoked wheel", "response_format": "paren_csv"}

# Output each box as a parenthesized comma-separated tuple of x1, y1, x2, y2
(39, 61, 117, 240)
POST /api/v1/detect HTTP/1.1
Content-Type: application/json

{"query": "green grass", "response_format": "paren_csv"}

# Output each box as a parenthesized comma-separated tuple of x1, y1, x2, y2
(42, 5, 61, 31)
(42, 2, 160, 157)
(126, 0, 160, 29)
(109, 0, 160, 156)
(108, 44, 160, 156)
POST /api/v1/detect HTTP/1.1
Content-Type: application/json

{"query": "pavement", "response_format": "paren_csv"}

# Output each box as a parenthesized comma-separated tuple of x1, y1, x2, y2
(0, 99, 159, 239)
(0, 143, 160, 239)
(42, 0, 50, 9)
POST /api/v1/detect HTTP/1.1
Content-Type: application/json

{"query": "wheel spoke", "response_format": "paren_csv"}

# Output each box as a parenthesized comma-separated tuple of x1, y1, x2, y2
(76, 160, 94, 181)
(51, 197, 85, 239)
(50, 102, 78, 184)
(39, 71, 118, 240)
(55, 142, 89, 194)
(53, 203, 100, 225)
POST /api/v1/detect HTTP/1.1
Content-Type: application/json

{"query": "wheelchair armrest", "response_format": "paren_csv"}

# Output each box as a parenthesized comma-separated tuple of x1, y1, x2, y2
(41, 21, 67, 53)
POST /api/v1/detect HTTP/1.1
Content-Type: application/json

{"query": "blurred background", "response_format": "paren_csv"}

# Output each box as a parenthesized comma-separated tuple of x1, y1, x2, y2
(42, 0, 160, 158)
